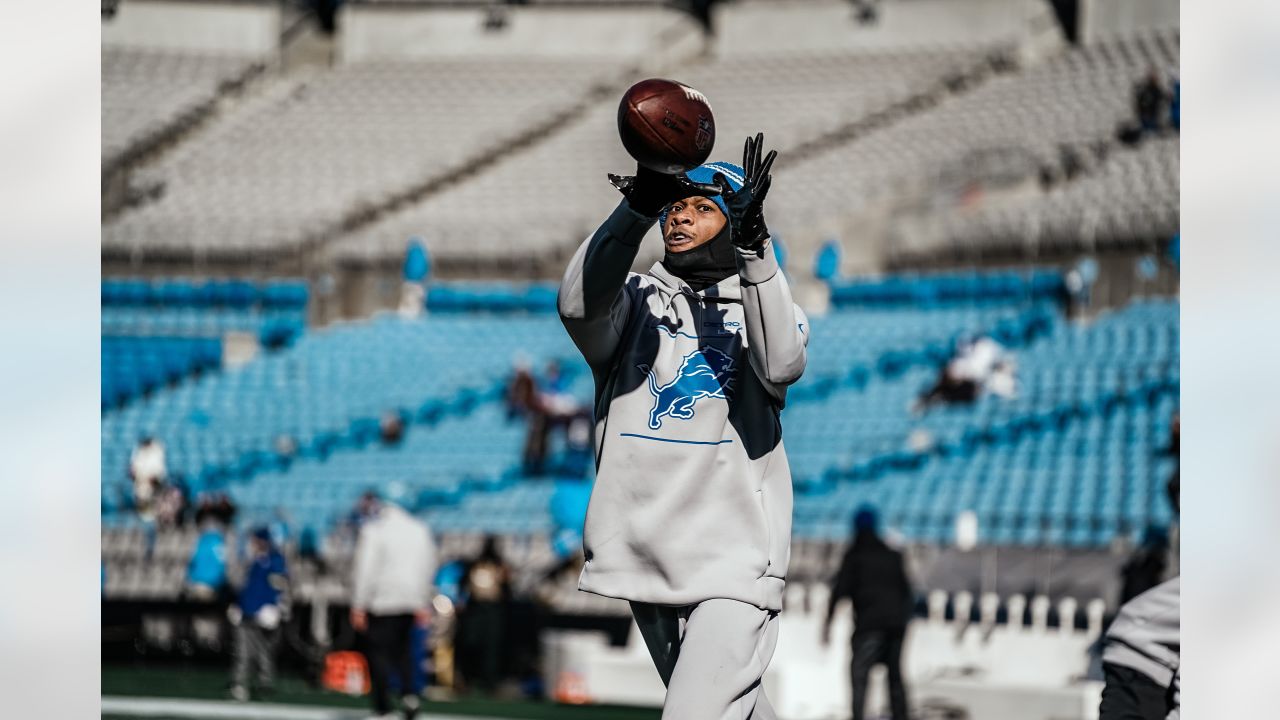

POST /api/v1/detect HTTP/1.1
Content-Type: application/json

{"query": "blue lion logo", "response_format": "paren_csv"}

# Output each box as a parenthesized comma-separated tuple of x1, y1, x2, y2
(644, 346, 737, 430)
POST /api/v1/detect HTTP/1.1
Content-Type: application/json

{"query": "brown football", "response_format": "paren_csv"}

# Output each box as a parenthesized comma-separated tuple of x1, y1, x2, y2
(617, 78, 715, 174)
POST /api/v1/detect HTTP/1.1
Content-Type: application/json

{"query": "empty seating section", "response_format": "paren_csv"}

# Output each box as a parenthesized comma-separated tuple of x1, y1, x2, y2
(102, 278, 310, 309)
(685, 49, 995, 160)
(332, 46, 996, 266)
(931, 136, 1179, 259)
(101, 283, 1177, 556)
(426, 282, 560, 314)
(100, 313, 584, 519)
(331, 98, 631, 265)
(102, 48, 261, 164)
(768, 30, 1178, 241)
(792, 393, 1177, 547)
(100, 278, 310, 408)
(827, 268, 1065, 307)
(102, 336, 222, 410)
(102, 307, 307, 345)
(791, 299, 1178, 546)
(101, 278, 309, 342)
(104, 59, 626, 257)
(227, 400, 582, 533)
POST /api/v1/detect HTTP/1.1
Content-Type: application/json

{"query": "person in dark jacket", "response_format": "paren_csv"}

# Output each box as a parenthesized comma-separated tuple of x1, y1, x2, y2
(458, 536, 511, 693)
(1134, 69, 1171, 134)
(1120, 525, 1170, 604)
(822, 506, 913, 720)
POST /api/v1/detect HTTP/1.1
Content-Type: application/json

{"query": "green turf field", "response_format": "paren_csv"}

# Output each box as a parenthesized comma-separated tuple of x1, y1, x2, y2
(102, 665, 661, 720)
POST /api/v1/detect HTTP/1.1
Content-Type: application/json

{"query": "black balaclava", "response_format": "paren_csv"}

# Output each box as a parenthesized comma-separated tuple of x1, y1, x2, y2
(662, 217, 737, 292)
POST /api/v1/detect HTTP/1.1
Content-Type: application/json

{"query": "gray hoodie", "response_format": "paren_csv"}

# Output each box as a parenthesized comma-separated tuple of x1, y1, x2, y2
(558, 200, 809, 611)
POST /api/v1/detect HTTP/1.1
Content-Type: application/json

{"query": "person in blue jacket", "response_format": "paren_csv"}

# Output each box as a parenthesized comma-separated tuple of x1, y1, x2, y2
(186, 518, 229, 601)
(229, 527, 289, 702)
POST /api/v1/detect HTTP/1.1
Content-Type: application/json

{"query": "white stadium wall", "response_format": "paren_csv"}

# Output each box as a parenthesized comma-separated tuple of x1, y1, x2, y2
(711, 0, 1060, 56)
(101, 0, 282, 56)
(1079, 0, 1180, 44)
(337, 5, 703, 64)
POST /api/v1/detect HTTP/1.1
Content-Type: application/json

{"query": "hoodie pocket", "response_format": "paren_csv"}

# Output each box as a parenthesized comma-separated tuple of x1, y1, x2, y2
(757, 454, 792, 581)
(754, 488, 772, 579)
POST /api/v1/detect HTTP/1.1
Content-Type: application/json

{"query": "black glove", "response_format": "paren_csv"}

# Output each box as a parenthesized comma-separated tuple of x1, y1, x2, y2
(714, 133, 777, 251)
(609, 165, 721, 218)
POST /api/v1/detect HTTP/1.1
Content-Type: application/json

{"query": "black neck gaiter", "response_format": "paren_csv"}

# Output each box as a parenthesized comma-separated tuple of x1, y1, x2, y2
(662, 225, 737, 292)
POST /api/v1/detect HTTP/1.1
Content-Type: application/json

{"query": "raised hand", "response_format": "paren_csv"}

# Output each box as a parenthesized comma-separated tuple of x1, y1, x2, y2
(714, 133, 777, 251)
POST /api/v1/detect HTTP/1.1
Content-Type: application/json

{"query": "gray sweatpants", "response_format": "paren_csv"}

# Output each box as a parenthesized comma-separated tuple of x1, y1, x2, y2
(231, 623, 279, 690)
(631, 598, 780, 720)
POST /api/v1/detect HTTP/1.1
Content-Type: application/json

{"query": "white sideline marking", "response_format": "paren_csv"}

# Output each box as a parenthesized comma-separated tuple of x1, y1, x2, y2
(101, 696, 501, 720)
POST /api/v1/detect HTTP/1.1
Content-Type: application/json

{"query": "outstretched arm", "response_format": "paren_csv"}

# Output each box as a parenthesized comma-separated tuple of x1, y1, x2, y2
(738, 241, 809, 402)
(558, 201, 653, 369)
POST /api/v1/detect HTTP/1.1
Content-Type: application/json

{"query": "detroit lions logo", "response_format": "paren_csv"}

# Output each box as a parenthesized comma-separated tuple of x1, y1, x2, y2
(643, 346, 737, 430)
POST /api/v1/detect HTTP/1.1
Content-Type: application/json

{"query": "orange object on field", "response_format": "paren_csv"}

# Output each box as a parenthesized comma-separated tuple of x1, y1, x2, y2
(553, 670, 591, 705)
(322, 651, 370, 695)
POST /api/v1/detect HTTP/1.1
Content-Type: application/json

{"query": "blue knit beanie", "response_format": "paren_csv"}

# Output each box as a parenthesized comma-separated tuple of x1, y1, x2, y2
(658, 161, 745, 228)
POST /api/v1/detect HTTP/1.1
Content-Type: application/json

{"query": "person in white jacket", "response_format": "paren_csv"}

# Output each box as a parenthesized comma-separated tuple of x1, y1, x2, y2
(350, 491, 437, 720)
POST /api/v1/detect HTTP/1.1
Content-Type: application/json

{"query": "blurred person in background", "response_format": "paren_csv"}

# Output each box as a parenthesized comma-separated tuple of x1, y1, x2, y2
(129, 435, 167, 519)
(913, 363, 978, 412)
(196, 492, 238, 526)
(505, 355, 538, 421)
(1122, 67, 1172, 144)
(430, 559, 468, 691)
(559, 412, 595, 478)
(538, 360, 575, 413)
(400, 239, 429, 318)
(298, 524, 325, 576)
(229, 527, 289, 702)
(823, 506, 913, 720)
(186, 517, 229, 601)
(351, 491, 438, 719)
(1099, 577, 1179, 720)
(986, 358, 1019, 400)
(380, 409, 406, 446)
(506, 356, 552, 474)
(916, 335, 1013, 412)
(458, 535, 511, 694)
(154, 479, 187, 528)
